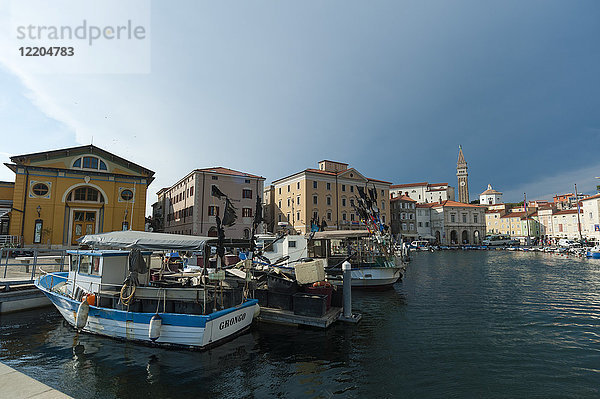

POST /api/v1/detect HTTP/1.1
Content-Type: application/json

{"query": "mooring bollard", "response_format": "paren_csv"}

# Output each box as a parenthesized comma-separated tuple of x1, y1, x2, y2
(342, 261, 352, 318)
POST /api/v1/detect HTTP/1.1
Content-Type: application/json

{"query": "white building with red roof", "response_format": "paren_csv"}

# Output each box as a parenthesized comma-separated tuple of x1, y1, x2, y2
(390, 182, 455, 204)
(580, 193, 600, 242)
(479, 184, 503, 206)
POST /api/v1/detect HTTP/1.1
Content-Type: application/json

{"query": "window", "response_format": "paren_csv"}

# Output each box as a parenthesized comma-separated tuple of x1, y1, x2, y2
(278, 200, 282, 208)
(313, 211, 318, 219)
(70, 187, 103, 202)
(402, 223, 407, 230)
(242, 189, 252, 199)
(297, 196, 300, 205)
(342, 185, 346, 192)
(462, 214, 467, 223)
(287, 198, 290, 206)
(418, 222, 422, 227)
(288, 240, 296, 248)
(242, 208, 253, 217)
(451, 214, 456, 223)
(245, 179, 251, 184)
(278, 188, 281, 195)
(350, 186, 354, 193)
(32, 183, 49, 196)
(409, 214, 414, 220)
(190, 186, 194, 196)
(327, 196, 331, 206)
(297, 212, 300, 221)
(73, 156, 107, 171)
(313, 181, 318, 189)
(208, 206, 219, 216)
(278, 214, 282, 222)
(409, 223, 414, 230)
(342, 198, 346, 207)
(350, 214, 355, 221)
(381, 189, 384, 196)
(313, 195, 318, 205)
(381, 201, 385, 210)
(342, 213, 347, 221)
(212, 176, 218, 180)
(121, 189, 134, 201)
(326, 182, 331, 190)
(327, 212, 332, 221)
(350, 199, 354, 207)
(474, 214, 478, 223)
(297, 182, 300, 189)
(401, 213, 406, 220)
(288, 185, 290, 192)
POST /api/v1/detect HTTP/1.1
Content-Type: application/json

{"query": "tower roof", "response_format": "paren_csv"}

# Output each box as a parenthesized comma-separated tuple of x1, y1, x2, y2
(457, 145, 466, 165)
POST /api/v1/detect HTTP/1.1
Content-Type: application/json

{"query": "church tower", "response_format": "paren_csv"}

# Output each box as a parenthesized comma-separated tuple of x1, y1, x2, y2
(457, 145, 469, 203)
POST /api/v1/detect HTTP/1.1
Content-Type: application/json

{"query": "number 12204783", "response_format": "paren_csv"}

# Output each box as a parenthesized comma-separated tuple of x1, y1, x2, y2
(19, 47, 74, 56)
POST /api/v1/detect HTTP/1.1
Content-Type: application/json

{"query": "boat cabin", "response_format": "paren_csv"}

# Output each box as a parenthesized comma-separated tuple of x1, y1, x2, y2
(67, 250, 152, 298)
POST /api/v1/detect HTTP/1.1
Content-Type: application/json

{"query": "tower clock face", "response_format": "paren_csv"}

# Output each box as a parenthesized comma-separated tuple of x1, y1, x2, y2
(460, 181, 466, 186)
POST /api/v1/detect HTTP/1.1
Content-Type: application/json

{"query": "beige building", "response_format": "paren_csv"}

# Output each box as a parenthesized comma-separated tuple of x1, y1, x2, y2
(424, 200, 486, 244)
(156, 167, 265, 239)
(269, 160, 391, 233)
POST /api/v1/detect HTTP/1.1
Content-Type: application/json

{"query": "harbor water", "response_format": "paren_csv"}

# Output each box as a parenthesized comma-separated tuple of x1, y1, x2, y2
(1, 251, 600, 398)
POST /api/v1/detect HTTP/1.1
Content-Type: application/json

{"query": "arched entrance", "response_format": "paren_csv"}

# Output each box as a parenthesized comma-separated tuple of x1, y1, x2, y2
(435, 230, 441, 244)
(462, 230, 469, 244)
(243, 228, 250, 239)
(450, 230, 458, 244)
(66, 186, 105, 245)
(473, 230, 480, 244)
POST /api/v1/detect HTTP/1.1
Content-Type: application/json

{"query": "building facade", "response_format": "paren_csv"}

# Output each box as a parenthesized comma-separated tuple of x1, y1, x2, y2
(427, 200, 486, 245)
(0, 181, 14, 239)
(270, 160, 391, 234)
(415, 203, 433, 240)
(479, 184, 503, 205)
(551, 209, 583, 241)
(159, 167, 265, 239)
(581, 194, 600, 242)
(390, 182, 455, 204)
(390, 195, 417, 241)
(5, 145, 154, 247)
(456, 146, 469, 203)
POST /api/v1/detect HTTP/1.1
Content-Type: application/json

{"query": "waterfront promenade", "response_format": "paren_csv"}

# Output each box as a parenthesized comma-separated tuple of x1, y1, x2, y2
(0, 362, 72, 398)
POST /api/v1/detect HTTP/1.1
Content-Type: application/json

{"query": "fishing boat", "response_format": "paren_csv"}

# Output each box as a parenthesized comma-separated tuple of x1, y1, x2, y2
(35, 231, 259, 349)
(586, 246, 600, 259)
(256, 230, 404, 288)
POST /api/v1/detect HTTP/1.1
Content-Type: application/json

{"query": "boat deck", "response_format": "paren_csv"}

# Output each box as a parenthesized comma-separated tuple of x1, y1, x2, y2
(257, 306, 342, 328)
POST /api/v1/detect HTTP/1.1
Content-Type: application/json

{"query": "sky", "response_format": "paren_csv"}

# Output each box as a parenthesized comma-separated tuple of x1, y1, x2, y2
(0, 0, 599, 214)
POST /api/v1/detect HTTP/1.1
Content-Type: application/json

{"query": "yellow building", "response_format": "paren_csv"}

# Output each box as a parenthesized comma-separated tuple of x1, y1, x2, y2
(269, 160, 391, 234)
(4, 145, 154, 247)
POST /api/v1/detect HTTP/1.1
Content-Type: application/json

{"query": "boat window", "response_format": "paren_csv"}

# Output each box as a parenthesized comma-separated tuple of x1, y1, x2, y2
(92, 257, 101, 275)
(263, 239, 275, 252)
(70, 255, 79, 271)
(308, 240, 326, 258)
(288, 240, 296, 248)
(330, 239, 345, 256)
(79, 255, 92, 275)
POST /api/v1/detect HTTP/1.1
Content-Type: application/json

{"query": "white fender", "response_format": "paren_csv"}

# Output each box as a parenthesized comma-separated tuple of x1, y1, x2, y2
(149, 314, 162, 341)
(253, 304, 260, 318)
(76, 300, 89, 330)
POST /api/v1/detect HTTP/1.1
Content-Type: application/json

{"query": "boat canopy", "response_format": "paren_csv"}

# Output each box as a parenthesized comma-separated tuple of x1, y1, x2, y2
(78, 230, 212, 250)
(313, 230, 371, 239)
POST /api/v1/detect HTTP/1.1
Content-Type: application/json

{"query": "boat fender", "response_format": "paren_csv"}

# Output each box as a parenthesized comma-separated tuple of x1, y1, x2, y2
(76, 300, 90, 330)
(149, 314, 162, 341)
(253, 304, 260, 318)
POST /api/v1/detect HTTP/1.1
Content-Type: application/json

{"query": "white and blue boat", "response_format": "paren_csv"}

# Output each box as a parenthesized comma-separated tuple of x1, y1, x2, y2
(35, 231, 259, 349)
(586, 246, 600, 259)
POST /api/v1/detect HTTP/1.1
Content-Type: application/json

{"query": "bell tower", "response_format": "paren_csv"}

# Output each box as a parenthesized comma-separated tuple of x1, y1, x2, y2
(457, 145, 469, 203)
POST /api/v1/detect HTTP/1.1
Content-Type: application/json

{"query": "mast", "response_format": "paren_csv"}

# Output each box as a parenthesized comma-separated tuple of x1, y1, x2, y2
(524, 192, 530, 246)
(574, 184, 583, 242)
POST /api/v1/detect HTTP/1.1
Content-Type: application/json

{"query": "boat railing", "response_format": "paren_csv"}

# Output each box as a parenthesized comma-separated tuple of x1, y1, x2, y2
(0, 248, 68, 289)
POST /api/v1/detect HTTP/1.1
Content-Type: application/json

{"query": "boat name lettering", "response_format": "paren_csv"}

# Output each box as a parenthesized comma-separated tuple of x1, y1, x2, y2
(219, 313, 246, 330)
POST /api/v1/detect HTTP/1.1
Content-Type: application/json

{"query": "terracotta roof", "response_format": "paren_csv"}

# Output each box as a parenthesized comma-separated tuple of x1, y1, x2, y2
(391, 182, 428, 188)
(428, 183, 448, 187)
(391, 195, 416, 202)
(430, 200, 485, 209)
(485, 209, 504, 214)
(581, 193, 600, 201)
(195, 167, 264, 179)
(272, 168, 391, 185)
(367, 177, 393, 185)
(481, 188, 501, 195)
(553, 208, 582, 215)
(428, 188, 448, 192)
(416, 203, 435, 208)
(501, 211, 527, 219)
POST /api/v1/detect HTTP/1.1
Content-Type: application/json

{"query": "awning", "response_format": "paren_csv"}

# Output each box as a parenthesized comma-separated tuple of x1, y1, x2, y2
(79, 230, 212, 250)
(0, 208, 10, 219)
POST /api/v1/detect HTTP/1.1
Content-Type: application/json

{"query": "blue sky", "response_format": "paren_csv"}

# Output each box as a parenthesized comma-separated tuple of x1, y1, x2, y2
(1, 0, 599, 213)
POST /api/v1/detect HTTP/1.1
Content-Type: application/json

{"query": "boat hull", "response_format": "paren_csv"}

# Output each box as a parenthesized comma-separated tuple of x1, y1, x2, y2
(586, 251, 600, 259)
(35, 273, 259, 349)
(327, 266, 403, 289)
